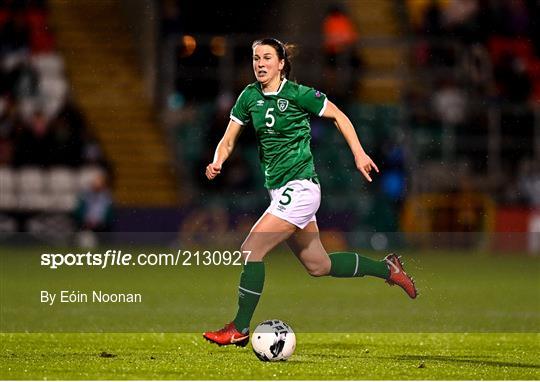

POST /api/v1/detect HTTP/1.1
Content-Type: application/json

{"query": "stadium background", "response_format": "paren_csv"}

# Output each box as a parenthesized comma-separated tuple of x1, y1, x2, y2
(0, 0, 538, 253)
(0, 0, 539, 379)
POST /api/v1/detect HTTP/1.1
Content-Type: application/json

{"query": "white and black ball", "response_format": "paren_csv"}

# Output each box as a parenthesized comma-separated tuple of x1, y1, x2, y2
(251, 319, 296, 361)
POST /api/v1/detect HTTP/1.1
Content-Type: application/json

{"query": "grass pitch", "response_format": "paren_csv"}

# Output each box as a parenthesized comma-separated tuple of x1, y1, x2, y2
(1, 333, 539, 379)
(1, 247, 539, 379)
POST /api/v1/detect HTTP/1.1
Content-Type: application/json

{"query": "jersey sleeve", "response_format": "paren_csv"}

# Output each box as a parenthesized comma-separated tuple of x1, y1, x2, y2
(296, 84, 328, 116)
(230, 87, 251, 125)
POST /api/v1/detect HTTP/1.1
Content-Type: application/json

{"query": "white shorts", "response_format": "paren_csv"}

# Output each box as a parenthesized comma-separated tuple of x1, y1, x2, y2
(265, 179, 321, 229)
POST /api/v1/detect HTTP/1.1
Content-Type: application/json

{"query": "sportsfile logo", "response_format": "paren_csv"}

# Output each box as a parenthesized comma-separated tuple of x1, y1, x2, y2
(40, 249, 252, 269)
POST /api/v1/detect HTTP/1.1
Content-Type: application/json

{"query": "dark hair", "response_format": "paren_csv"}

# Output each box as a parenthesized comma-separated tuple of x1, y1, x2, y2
(252, 38, 294, 79)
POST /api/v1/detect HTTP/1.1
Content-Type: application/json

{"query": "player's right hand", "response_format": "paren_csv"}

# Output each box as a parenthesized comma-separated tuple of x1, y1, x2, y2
(205, 163, 222, 180)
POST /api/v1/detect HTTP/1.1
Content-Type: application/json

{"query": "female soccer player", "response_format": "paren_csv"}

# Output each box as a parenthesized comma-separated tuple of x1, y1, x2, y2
(203, 38, 416, 347)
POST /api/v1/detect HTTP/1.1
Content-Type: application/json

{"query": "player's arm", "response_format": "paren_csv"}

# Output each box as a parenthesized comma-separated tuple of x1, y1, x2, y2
(206, 119, 244, 180)
(321, 100, 379, 182)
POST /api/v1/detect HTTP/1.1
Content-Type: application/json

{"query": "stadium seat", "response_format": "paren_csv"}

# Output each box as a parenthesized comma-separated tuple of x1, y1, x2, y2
(40, 76, 68, 118)
(18, 167, 46, 193)
(49, 193, 77, 212)
(18, 191, 52, 211)
(48, 167, 77, 193)
(0, 193, 17, 210)
(31, 53, 65, 77)
(0, 167, 15, 194)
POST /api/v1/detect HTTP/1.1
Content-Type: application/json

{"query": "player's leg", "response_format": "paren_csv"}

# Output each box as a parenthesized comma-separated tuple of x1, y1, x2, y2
(287, 221, 388, 279)
(232, 213, 296, 331)
(241, 212, 297, 261)
(286, 221, 330, 276)
(203, 213, 296, 346)
(287, 222, 417, 298)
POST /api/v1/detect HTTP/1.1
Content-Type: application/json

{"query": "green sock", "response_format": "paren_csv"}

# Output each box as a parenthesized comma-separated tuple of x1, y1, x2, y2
(329, 252, 390, 279)
(233, 261, 264, 333)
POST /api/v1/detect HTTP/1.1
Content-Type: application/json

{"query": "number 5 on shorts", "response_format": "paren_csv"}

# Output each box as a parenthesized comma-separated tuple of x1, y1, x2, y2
(279, 187, 294, 205)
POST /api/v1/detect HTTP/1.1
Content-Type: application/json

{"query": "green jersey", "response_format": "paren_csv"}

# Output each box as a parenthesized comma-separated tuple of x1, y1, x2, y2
(230, 79, 327, 189)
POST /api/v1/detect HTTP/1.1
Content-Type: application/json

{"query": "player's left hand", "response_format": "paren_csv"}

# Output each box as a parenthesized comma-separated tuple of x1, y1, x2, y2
(355, 153, 379, 182)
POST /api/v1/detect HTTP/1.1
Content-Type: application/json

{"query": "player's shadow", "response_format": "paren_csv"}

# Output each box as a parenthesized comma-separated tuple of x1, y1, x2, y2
(388, 355, 540, 369)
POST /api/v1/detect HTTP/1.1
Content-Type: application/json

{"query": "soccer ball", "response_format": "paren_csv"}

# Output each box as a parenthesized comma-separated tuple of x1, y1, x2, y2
(251, 319, 296, 361)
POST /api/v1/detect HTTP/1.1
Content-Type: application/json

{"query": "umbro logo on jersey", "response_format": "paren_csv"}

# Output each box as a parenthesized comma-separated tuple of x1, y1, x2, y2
(256, 100, 264, 106)
(277, 99, 288, 112)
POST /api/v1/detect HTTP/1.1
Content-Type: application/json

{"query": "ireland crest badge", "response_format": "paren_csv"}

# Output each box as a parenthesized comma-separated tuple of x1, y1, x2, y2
(277, 99, 289, 112)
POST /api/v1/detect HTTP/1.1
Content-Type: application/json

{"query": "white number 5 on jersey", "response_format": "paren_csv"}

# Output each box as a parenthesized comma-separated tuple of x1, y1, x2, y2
(265, 108, 275, 128)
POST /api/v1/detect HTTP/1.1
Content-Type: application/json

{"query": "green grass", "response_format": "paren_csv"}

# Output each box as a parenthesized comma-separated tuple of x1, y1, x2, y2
(1, 333, 539, 379)
(1, 247, 539, 379)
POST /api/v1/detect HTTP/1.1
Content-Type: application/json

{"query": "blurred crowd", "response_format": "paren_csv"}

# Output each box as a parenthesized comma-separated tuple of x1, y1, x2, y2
(407, 0, 539, 198)
(412, 0, 539, 104)
(0, 0, 106, 169)
(0, 0, 111, 238)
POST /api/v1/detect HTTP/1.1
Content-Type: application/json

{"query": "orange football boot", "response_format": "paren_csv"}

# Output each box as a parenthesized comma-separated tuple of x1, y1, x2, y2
(385, 254, 418, 299)
(203, 322, 249, 347)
